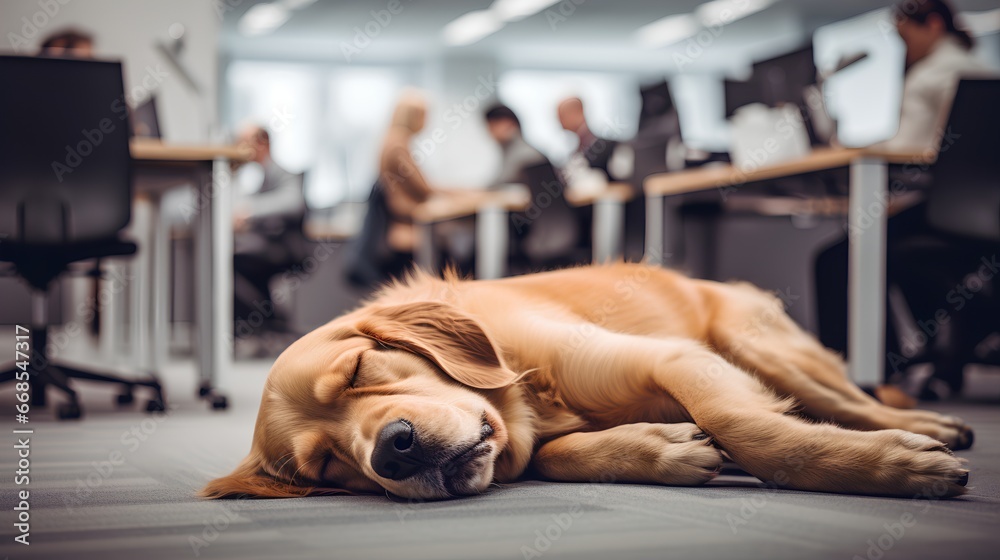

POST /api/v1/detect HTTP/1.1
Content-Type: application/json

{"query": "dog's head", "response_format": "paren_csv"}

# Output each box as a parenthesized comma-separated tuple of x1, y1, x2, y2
(201, 301, 519, 500)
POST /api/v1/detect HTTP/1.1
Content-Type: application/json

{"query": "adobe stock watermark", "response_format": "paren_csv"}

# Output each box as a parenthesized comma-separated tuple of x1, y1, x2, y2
(852, 475, 957, 560)
(380, 74, 497, 188)
(231, 240, 343, 343)
(888, 253, 999, 373)
(6, 0, 73, 53)
(340, 0, 412, 62)
(189, 495, 251, 556)
(845, 126, 960, 241)
(51, 63, 171, 183)
(717, 109, 813, 202)
(544, 0, 587, 30)
(672, 0, 763, 70)
(25, 263, 134, 375)
(62, 405, 174, 511)
(520, 474, 614, 559)
(561, 262, 659, 351)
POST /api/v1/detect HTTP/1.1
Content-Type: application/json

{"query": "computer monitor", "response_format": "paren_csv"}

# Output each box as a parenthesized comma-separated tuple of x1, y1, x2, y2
(724, 78, 761, 118)
(751, 45, 817, 109)
(637, 80, 675, 130)
(132, 95, 161, 138)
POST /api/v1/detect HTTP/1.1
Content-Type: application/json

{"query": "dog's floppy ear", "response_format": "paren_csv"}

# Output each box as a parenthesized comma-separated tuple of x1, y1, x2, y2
(356, 301, 518, 389)
(199, 455, 314, 499)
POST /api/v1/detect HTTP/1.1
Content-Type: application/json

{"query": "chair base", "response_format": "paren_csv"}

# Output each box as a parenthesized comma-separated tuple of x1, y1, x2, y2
(0, 323, 165, 420)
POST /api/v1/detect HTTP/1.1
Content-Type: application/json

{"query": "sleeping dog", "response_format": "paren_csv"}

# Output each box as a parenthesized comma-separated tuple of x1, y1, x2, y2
(203, 263, 973, 500)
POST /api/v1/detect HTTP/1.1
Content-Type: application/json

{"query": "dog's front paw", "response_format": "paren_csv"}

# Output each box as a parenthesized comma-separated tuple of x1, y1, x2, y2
(642, 423, 724, 486)
(891, 410, 975, 451)
(877, 430, 969, 498)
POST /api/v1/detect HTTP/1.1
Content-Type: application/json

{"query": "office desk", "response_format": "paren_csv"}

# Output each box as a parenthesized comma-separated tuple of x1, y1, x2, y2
(414, 189, 531, 280)
(644, 147, 935, 387)
(128, 139, 250, 403)
(414, 182, 634, 279)
(566, 182, 634, 263)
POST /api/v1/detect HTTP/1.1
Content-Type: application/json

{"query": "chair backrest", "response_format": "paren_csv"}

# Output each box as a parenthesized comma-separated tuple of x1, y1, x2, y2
(926, 78, 1000, 241)
(518, 161, 580, 262)
(0, 56, 132, 245)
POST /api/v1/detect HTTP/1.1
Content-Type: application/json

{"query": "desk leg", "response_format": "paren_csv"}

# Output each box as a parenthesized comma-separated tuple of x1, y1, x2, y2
(848, 157, 887, 388)
(645, 194, 665, 266)
(593, 198, 624, 263)
(212, 159, 233, 386)
(476, 206, 507, 280)
(194, 163, 217, 390)
(130, 196, 152, 371)
(151, 194, 169, 371)
(100, 260, 125, 363)
(416, 221, 436, 273)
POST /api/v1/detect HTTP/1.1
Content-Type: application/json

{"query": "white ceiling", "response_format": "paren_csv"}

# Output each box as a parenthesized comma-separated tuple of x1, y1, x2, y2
(220, 0, 999, 73)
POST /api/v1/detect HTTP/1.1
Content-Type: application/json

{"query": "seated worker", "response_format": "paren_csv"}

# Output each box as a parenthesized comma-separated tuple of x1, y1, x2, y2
(377, 89, 436, 254)
(232, 125, 306, 342)
(557, 96, 618, 181)
(483, 104, 582, 267)
(348, 90, 473, 285)
(815, 0, 989, 401)
(38, 27, 94, 58)
(483, 104, 547, 187)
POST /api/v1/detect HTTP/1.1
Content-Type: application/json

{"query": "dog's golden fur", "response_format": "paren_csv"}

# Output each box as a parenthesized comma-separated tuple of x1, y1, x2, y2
(203, 263, 973, 501)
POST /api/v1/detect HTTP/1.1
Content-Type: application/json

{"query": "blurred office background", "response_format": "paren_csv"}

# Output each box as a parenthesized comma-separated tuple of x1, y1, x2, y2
(1, 0, 999, 410)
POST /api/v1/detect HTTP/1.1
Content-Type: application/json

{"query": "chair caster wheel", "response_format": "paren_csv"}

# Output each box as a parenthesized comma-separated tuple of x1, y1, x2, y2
(58, 402, 83, 420)
(210, 395, 228, 410)
(116, 390, 135, 406)
(145, 399, 166, 413)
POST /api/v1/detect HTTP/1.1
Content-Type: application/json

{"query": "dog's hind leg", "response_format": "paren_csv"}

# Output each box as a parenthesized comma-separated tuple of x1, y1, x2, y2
(703, 282, 974, 450)
(540, 321, 969, 497)
(532, 423, 723, 486)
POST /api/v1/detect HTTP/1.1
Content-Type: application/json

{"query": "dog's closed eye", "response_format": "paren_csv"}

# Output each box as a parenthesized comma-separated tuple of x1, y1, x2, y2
(349, 353, 362, 388)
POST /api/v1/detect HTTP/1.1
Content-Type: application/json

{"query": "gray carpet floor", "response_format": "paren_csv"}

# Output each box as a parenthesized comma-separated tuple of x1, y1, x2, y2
(2, 352, 1000, 560)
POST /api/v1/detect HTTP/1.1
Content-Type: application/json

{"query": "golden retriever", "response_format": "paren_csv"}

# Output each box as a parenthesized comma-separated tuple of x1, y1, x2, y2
(202, 263, 973, 501)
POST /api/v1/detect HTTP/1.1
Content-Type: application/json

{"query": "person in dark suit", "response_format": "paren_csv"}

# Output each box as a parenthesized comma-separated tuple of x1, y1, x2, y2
(484, 104, 548, 187)
(557, 96, 617, 179)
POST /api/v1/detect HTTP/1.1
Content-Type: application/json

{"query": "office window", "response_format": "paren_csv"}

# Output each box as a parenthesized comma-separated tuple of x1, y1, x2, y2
(813, 9, 905, 147)
(226, 61, 404, 207)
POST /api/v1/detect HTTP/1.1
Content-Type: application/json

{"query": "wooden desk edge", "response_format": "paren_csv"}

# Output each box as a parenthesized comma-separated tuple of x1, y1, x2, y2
(566, 182, 635, 206)
(414, 192, 530, 224)
(643, 148, 937, 197)
(130, 140, 252, 162)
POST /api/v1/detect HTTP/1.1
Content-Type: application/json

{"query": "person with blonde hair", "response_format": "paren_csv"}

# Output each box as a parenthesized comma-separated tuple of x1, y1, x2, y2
(378, 89, 435, 253)
(348, 89, 473, 286)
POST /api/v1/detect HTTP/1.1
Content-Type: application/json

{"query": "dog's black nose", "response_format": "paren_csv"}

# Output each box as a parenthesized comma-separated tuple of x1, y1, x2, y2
(371, 420, 425, 480)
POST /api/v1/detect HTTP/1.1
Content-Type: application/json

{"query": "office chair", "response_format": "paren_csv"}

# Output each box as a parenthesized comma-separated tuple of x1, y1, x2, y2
(0, 56, 165, 419)
(346, 180, 409, 287)
(891, 78, 1000, 395)
(511, 161, 584, 269)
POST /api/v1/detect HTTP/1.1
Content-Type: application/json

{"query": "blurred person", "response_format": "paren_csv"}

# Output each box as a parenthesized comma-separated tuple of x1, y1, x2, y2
(377, 90, 436, 253)
(38, 27, 94, 58)
(347, 90, 472, 286)
(882, 0, 986, 151)
(557, 96, 618, 180)
(231, 125, 307, 343)
(815, 0, 990, 400)
(483, 104, 584, 268)
(484, 104, 547, 187)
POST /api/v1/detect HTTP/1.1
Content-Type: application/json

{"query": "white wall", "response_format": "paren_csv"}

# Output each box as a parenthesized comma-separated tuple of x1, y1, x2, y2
(1, 0, 220, 142)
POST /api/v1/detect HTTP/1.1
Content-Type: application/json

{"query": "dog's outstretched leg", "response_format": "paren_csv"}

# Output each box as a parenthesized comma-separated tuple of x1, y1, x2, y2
(703, 282, 974, 450)
(532, 423, 723, 486)
(541, 322, 969, 498)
